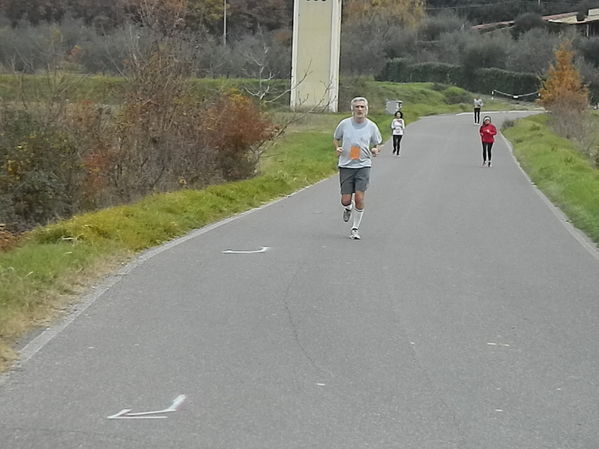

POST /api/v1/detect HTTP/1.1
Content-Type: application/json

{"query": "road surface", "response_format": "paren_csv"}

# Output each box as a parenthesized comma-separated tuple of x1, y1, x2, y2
(1, 111, 598, 449)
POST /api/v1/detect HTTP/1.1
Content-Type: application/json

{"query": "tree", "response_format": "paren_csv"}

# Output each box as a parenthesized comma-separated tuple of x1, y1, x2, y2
(511, 12, 545, 39)
(185, 0, 223, 33)
(228, 0, 291, 35)
(344, 0, 426, 28)
(539, 40, 589, 113)
(539, 40, 592, 146)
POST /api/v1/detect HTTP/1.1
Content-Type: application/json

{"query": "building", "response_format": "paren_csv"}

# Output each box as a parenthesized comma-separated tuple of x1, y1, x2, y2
(472, 8, 599, 37)
(546, 8, 599, 37)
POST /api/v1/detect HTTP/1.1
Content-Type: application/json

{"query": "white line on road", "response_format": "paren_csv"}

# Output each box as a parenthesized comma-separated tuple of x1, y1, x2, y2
(222, 246, 270, 254)
(107, 394, 186, 420)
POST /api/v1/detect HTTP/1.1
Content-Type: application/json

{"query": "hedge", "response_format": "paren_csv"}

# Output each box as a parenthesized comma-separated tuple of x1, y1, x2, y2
(378, 59, 540, 100)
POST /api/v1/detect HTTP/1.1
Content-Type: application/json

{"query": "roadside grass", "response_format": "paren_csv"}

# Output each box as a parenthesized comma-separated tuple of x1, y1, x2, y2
(0, 73, 290, 104)
(0, 81, 528, 370)
(503, 113, 599, 244)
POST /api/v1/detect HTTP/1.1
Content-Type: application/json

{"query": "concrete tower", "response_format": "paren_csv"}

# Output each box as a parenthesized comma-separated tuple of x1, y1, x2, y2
(290, 0, 342, 112)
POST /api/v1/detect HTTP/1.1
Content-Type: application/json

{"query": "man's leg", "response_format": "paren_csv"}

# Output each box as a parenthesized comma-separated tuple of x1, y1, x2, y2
(342, 193, 353, 222)
(352, 191, 365, 231)
(340, 169, 354, 222)
(348, 168, 369, 239)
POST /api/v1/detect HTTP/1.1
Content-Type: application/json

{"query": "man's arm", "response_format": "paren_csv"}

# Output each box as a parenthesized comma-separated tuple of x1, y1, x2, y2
(333, 139, 343, 156)
(371, 126, 383, 156)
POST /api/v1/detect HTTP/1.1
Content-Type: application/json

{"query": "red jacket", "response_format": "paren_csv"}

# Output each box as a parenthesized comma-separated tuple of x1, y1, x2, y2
(480, 123, 497, 143)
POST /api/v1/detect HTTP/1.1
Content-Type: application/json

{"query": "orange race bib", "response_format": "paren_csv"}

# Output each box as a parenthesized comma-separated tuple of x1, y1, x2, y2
(350, 145, 361, 160)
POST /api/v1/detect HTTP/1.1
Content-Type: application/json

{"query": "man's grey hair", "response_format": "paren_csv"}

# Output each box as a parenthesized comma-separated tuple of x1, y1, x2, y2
(350, 97, 369, 111)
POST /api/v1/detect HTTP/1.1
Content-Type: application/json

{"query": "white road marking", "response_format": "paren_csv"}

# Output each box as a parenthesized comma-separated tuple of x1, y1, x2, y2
(222, 246, 270, 254)
(107, 394, 186, 420)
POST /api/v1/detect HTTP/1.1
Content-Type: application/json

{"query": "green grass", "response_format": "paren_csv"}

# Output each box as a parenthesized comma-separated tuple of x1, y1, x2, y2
(503, 113, 599, 244)
(0, 80, 528, 369)
(0, 73, 291, 105)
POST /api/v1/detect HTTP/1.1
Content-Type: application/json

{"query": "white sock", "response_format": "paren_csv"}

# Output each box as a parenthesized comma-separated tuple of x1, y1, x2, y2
(344, 204, 353, 212)
(352, 208, 364, 229)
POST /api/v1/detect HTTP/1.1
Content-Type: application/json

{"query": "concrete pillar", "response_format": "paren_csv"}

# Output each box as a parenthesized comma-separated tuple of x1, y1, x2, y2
(290, 0, 342, 112)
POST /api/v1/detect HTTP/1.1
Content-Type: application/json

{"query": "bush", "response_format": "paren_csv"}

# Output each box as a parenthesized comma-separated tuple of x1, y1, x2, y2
(577, 37, 599, 68)
(0, 69, 278, 233)
(501, 118, 516, 130)
(506, 28, 558, 74)
(0, 108, 83, 230)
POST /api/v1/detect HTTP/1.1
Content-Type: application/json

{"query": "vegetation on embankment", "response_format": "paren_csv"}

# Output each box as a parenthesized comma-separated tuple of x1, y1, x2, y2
(0, 81, 523, 370)
(503, 112, 599, 245)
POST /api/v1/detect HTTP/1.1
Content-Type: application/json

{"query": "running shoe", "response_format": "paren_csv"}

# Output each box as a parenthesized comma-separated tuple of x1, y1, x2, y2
(350, 228, 360, 240)
(343, 208, 351, 222)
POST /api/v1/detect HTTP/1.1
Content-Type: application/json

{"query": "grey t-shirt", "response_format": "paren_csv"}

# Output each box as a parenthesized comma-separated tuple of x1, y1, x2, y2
(334, 117, 382, 168)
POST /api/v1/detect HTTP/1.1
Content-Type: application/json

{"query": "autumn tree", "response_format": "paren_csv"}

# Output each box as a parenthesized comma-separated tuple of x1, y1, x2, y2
(539, 40, 589, 113)
(539, 40, 595, 155)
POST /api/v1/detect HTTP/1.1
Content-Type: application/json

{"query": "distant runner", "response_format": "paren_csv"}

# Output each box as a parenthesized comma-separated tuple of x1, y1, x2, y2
(391, 110, 405, 156)
(479, 115, 497, 167)
(473, 97, 484, 124)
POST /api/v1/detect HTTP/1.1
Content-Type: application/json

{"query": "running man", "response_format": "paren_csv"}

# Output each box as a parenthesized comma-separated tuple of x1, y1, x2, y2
(333, 97, 383, 240)
(473, 97, 484, 124)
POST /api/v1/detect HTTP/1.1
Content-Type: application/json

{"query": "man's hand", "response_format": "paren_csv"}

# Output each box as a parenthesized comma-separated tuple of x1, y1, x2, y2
(336, 146, 343, 156)
(371, 146, 380, 156)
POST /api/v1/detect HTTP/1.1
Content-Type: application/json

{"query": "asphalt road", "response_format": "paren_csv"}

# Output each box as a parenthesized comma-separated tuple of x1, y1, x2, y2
(1, 111, 598, 449)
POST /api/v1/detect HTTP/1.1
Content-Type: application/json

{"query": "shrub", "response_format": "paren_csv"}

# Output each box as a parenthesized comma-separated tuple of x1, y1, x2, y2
(0, 108, 83, 230)
(577, 37, 599, 68)
(0, 59, 279, 232)
(501, 118, 516, 130)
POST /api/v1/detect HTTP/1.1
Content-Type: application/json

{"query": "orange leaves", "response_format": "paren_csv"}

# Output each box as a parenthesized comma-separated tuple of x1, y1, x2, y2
(206, 92, 276, 152)
(0, 224, 19, 252)
(201, 91, 278, 181)
(539, 40, 589, 113)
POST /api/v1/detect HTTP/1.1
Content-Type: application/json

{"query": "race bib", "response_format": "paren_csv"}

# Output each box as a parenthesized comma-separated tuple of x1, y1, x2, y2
(350, 145, 361, 160)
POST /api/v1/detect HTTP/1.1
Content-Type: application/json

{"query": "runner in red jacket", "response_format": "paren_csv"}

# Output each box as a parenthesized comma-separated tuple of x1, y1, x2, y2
(479, 116, 497, 167)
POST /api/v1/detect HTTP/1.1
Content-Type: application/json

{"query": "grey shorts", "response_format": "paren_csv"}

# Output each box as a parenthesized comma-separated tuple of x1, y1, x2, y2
(339, 167, 371, 194)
